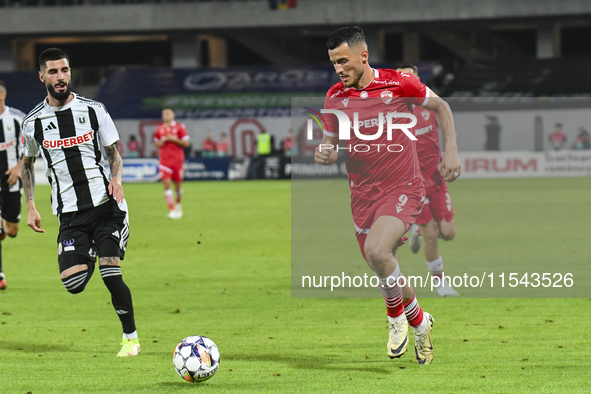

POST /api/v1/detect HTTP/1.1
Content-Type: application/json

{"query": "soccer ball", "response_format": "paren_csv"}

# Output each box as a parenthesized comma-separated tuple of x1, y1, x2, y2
(173, 335, 220, 383)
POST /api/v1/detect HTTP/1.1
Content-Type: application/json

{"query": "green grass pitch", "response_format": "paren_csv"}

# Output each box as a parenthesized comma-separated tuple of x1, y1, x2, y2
(0, 178, 589, 393)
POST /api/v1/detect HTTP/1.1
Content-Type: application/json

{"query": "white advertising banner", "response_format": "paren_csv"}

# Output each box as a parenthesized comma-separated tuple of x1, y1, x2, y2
(459, 150, 591, 178)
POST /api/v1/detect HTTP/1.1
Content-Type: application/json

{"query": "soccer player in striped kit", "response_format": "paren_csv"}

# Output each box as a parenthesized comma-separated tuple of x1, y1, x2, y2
(0, 80, 26, 290)
(21, 48, 140, 357)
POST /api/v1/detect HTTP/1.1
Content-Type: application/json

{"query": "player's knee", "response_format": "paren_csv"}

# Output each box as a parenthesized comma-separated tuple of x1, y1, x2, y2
(62, 270, 90, 294)
(364, 245, 391, 268)
(5, 228, 18, 238)
(439, 225, 455, 241)
(440, 231, 455, 241)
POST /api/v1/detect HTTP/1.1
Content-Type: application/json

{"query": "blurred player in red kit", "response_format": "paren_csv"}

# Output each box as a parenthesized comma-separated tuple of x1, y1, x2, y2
(395, 62, 459, 297)
(154, 108, 190, 219)
(315, 26, 461, 364)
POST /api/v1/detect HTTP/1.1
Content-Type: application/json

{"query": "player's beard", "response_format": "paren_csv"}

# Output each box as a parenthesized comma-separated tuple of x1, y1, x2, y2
(344, 69, 362, 88)
(47, 82, 72, 102)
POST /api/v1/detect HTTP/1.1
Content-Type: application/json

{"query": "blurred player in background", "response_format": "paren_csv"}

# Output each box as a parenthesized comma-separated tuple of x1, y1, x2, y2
(395, 62, 459, 297)
(216, 132, 230, 157)
(316, 26, 461, 364)
(0, 80, 25, 290)
(21, 48, 140, 356)
(202, 130, 216, 158)
(154, 108, 189, 219)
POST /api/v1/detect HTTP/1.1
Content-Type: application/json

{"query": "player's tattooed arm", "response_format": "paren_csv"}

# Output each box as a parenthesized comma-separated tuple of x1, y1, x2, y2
(21, 155, 36, 204)
(22, 155, 45, 233)
(105, 142, 123, 180)
(105, 142, 125, 203)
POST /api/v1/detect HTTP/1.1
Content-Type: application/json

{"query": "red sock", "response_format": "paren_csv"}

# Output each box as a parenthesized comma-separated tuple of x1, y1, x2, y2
(379, 283, 404, 318)
(404, 296, 424, 327)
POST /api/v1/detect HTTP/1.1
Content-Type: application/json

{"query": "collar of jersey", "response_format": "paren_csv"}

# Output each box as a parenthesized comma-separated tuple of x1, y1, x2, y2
(44, 92, 77, 110)
(351, 68, 379, 91)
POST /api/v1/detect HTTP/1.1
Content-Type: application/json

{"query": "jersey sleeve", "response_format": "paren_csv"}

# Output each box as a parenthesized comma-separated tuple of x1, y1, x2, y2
(96, 106, 120, 147)
(15, 115, 24, 160)
(22, 120, 39, 158)
(178, 124, 189, 141)
(400, 73, 429, 107)
(154, 126, 163, 142)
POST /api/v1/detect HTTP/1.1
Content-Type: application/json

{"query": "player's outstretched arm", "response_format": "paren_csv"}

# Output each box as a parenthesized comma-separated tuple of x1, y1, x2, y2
(423, 92, 461, 182)
(105, 142, 125, 203)
(22, 155, 44, 233)
(315, 134, 339, 165)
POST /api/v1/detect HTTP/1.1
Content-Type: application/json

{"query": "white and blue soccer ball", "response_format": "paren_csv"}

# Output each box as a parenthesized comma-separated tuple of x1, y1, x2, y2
(173, 335, 220, 383)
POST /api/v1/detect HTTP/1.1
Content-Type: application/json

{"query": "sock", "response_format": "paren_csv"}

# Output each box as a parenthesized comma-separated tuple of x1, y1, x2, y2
(165, 189, 175, 211)
(123, 330, 138, 339)
(426, 255, 443, 279)
(176, 189, 182, 204)
(378, 263, 404, 318)
(100, 265, 136, 334)
(404, 296, 425, 330)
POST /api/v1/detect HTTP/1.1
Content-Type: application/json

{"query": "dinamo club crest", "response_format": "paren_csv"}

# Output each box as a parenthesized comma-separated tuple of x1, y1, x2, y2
(381, 90, 393, 104)
(421, 110, 431, 121)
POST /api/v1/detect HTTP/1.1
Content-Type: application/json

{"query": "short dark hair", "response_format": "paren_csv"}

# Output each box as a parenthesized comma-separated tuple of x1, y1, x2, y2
(394, 61, 419, 74)
(0, 79, 5, 92)
(326, 26, 366, 50)
(39, 48, 69, 69)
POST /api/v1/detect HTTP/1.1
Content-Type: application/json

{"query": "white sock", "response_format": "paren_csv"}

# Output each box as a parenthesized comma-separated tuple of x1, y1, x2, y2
(123, 330, 138, 339)
(378, 264, 401, 288)
(426, 256, 443, 276)
(412, 317, 429, 335)
(388, 314, 407, 324)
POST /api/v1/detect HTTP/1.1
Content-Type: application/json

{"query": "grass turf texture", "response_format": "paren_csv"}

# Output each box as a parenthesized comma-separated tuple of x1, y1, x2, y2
(0, 178, 589, 393)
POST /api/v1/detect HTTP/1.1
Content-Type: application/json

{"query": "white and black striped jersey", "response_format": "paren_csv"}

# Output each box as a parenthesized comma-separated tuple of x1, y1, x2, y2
(0, 106, 25, 177)
(22, 93, 120, 215)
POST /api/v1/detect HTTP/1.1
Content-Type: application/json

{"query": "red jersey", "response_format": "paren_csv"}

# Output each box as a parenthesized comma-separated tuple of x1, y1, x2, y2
(412, 106, 442, 190)
(154, 121, 189, 164)
(324, 68, 429, 200)
(216, 140, 229, 153)
(203, 138, 216, 152)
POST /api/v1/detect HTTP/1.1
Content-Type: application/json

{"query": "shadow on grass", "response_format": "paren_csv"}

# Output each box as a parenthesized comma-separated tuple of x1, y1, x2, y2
(0, 340, 70, 352)
(159, 381, 216, 390)
(225, 352, 393, 374)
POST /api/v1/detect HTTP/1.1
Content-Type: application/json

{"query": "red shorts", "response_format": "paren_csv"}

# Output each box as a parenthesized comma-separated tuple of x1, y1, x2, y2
(352, 183, 425, 259)
(416, 181, 454, 225)
(159, 162, 184, 182)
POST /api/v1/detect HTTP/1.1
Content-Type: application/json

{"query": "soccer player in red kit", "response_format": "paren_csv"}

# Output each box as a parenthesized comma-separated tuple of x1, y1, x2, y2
(154, 108, 190, 219)
(315, 26, 461, 364)
(395, 62, 459, 297)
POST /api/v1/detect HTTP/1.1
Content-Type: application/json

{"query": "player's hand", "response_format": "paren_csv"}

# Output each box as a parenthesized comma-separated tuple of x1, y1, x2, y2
(27, 209, 45, 233)
(440, 149, 461, 182)
(315, 142, 336, 165)
(5, 163, 21, 186)
(109, 177, 125, 203)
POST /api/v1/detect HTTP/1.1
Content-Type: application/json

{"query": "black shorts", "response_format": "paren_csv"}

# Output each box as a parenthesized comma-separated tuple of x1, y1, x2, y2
(0, 175, 22, 223)
(58, 199, 129, 270)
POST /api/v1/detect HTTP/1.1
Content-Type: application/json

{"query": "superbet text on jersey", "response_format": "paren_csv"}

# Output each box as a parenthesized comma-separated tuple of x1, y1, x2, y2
(323, 69, 430, 201)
